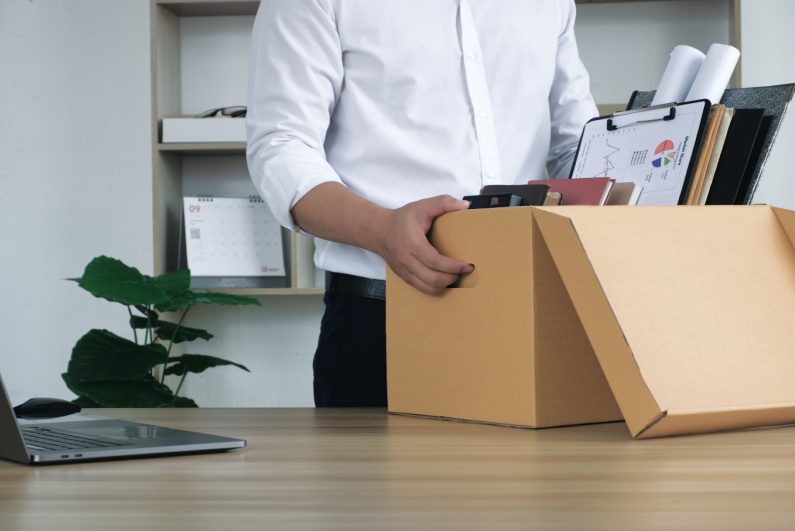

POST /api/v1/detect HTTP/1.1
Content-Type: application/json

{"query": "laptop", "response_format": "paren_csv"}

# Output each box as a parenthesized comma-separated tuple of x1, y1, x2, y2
(0, 373, 246, 465)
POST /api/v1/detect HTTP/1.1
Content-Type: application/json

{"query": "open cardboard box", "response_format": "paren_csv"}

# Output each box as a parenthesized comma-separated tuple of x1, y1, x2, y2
(387, 205, 795, 438)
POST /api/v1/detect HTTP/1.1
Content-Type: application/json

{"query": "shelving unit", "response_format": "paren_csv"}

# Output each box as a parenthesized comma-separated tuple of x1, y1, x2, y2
(581, 0, 742, 113)
(150, 0, 740, 296)
(150, 0, 322, 296)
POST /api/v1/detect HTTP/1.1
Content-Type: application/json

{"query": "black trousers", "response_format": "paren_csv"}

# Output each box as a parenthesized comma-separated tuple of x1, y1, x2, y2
(313, 291, 387, 407)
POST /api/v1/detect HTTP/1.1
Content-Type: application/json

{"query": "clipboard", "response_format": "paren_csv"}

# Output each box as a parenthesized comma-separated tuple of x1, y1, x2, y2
(569, 99, 711, 205)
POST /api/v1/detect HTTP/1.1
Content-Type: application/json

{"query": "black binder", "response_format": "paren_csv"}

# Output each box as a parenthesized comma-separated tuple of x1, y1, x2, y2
(705, 108, 765, 205)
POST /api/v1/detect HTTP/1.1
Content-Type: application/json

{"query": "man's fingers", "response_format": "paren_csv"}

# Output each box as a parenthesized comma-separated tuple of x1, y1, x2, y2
(397, 243, 475, 295)
(382, 194, 475, 295)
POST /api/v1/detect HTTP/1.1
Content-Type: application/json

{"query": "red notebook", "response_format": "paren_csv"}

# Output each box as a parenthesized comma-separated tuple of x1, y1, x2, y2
(528, 178, 614, 206)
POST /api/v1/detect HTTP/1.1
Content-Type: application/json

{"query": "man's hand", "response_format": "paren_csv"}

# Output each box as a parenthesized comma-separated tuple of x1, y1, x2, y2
(291, 183, 473, 295)
(373, 195, 473, 295)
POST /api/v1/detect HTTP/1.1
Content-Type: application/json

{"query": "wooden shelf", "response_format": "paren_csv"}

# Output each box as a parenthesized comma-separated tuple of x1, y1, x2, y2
(156, 1, 258, 17)
(207, 287, 325, 296)
(157, 142, 246, 154)
(150, 0, 324, 296)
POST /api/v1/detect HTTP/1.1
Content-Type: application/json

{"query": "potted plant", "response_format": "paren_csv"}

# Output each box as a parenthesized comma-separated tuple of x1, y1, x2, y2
(62, 255, 260, 407)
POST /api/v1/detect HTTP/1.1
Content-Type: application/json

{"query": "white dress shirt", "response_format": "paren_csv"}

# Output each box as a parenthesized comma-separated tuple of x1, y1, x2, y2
(247, 0, 598, 280)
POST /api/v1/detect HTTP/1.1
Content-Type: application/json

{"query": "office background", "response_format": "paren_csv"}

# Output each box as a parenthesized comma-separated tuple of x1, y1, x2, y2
(1, 0, 793, 407)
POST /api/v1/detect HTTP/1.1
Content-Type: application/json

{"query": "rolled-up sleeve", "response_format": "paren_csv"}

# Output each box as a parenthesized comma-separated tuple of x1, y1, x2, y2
(246, 0, 344, 231)
(546, 0, 598, 180)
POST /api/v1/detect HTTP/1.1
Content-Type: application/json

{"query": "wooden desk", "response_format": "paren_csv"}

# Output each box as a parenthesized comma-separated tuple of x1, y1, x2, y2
(2, 408, 795, 530)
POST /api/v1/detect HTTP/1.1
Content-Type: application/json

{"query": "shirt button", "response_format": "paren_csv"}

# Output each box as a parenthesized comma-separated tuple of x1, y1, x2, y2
(467, 52, 478, 62)
(487, 170, 497, 178)
(479, 110, 488, 119)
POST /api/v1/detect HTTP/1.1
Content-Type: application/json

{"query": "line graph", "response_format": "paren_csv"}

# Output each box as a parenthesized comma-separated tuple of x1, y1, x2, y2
(571, 127, 636, 181)
(590, 139, 622, 178)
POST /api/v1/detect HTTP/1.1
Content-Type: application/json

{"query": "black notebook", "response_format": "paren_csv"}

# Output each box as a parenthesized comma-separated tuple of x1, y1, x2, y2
(479, 184, 551, 206)
(706, 108, 765, 205)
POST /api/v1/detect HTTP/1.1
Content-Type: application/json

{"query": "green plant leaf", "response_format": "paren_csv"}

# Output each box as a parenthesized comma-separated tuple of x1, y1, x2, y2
(154, 321, 213, 343)
(135, 305, 159, 321)
(65, 329, 169, 382)
(172, 396, 199, 408)
(64, 256, 257, 408)
(130, 316, 212, 343)
(63, 373, 174, 408)
(155, 290, 260, 313)
(129, 315, 154, 330)
(164, 354, 250, 376)
(152, 270, 192, 298)
(75, 256, 189, 306)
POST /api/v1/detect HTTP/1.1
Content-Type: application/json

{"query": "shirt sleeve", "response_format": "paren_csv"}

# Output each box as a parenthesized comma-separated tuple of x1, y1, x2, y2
(246, 0, 344, 231)
(546, 0, 599, 180)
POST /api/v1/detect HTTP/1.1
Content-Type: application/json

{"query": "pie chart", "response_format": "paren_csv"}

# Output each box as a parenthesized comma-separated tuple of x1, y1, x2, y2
(652, 140, 676, 168)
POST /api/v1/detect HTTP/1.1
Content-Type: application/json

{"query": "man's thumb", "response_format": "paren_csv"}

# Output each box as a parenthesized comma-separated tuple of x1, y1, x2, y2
(425, 194, 470, 217)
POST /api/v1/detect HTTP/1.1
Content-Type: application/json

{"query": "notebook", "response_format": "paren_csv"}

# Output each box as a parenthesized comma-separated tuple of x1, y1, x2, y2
(0, 373, 245, 465)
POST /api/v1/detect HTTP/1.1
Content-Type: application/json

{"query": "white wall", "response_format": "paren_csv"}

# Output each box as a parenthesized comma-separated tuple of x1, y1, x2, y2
(737, 0, 795, 208)
(577, 0, 731, 104)
(2, 0, 793, 407)
(0, 0, 321, 407)
(0, 1, 152, 396)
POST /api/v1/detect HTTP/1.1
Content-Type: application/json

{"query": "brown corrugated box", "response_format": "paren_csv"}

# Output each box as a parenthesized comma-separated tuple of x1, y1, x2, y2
(386, 206, 622, 429)
(387, 205, 795, 438)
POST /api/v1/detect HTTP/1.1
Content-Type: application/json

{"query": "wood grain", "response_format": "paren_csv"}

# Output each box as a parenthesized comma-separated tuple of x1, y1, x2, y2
(2, 408, 794, 530)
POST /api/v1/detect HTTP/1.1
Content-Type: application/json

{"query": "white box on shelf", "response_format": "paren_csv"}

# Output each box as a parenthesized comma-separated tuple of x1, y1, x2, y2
(161, 117, 246, 143)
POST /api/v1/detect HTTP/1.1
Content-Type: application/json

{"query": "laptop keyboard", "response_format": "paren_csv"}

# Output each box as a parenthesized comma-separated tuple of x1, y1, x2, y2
(21, 426, 132, 452)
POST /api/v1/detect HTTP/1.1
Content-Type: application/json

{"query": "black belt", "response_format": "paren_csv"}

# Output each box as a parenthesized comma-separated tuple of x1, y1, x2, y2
(326, 272, 386, 300)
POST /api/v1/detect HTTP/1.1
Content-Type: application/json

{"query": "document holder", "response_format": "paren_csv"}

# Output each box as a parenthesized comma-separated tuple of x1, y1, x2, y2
(627, 84, 795, 204)
(569, 100, 711, 206)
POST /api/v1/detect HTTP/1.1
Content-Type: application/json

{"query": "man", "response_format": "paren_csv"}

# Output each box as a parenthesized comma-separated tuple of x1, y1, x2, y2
(246, 0, 598, 407)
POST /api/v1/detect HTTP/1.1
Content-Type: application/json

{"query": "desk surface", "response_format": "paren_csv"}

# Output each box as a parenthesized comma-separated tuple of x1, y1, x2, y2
(2, 408, 795, 530)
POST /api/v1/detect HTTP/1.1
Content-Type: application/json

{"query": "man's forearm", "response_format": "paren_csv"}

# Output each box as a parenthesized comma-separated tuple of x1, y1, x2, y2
(291, 182, 393, 258)
(291, 182, 473, 294)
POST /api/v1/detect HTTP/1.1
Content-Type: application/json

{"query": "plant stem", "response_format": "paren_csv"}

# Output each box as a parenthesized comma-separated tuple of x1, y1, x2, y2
(128, 306, 139, 344)
(168, 307, 190, 357)
(172, 372, 188, 406)
(160, 307, 191, 385)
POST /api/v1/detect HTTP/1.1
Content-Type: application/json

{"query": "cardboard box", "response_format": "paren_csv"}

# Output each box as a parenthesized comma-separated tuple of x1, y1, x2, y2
(386, 206, 623, 429)
(533, 205, 795, 438)
(161, 117, 246, 143)
(387, 205, 795, 438)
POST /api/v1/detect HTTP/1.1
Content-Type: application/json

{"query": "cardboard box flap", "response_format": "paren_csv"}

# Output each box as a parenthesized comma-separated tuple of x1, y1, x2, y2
(772, 206, 795, 247)
(640, 404, 795, 439)
(534, 205, 795, 438)
(531, 207, 663, 436)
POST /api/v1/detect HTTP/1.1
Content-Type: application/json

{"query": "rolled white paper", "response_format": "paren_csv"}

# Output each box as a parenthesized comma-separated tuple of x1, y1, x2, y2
(685, 43, 741, 105)
(651, 45, 706, 105)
